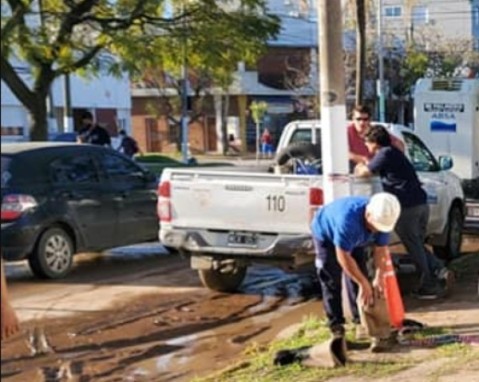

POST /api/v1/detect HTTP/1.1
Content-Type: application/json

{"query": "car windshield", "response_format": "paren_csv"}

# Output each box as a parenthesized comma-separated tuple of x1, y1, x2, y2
(1, 155, 12, 187)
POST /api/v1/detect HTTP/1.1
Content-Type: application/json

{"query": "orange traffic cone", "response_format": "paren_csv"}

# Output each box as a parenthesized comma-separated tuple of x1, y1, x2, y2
(380, 249, 405, 329)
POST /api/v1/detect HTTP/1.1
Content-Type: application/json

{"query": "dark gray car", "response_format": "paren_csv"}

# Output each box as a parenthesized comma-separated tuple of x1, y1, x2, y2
(1, 142, 158, 279)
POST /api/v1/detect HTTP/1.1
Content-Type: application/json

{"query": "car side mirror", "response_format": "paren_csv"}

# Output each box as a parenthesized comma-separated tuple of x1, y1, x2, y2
(438, 155, 453, 171)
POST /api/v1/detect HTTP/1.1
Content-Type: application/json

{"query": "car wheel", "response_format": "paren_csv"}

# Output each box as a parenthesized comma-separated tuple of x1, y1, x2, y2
(433, 205, 463, 261)
(198, 263, 247, 292)
(29, 227, 75, 279)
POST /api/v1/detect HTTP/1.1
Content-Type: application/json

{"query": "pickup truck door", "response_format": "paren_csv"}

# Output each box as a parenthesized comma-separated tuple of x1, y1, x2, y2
(402, 131, 449, 234)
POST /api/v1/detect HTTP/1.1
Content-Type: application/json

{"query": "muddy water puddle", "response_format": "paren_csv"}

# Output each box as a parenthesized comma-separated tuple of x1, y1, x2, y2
(123, 298, 324, 382)
(1, 265, 322, 381)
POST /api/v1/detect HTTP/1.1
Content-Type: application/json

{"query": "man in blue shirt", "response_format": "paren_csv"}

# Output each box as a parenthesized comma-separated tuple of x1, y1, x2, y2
(311, 192, 401, 351)
(355, 125, 447, 299)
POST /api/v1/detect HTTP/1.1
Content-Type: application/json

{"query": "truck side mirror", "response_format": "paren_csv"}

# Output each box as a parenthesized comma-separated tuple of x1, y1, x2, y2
(438, 155, 453, 171)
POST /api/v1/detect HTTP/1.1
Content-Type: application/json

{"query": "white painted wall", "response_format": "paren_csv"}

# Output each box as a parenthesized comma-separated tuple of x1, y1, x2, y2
(1, 57, 131, 139)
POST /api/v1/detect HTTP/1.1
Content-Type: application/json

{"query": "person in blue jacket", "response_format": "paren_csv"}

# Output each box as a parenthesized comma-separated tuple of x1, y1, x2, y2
(310, 192, 401, 352)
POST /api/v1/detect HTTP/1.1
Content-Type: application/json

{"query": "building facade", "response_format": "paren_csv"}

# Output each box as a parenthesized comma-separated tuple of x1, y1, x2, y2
(381, 0, 479, 50)
(1, 57, 132, 142)
(130, 0, 320, 154)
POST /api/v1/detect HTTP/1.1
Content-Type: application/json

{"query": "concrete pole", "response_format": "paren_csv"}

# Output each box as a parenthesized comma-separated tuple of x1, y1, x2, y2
(63, 74, 74, 132)
(181, 60, 189, 163)
(214, 94, 224, 153)
(317, 0, 350, 203)
(180, 3, 189, 163)
(377, 0, 386, 122)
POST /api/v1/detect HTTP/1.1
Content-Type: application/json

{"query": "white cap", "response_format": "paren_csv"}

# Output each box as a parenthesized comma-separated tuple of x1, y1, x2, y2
(366, 192, 401, 233)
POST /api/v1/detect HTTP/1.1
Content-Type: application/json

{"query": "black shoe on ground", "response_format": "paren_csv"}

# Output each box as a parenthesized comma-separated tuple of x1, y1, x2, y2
(370, 337, 394, 353)
(412, 284, 446, 300)
(330, 324, 345, 338)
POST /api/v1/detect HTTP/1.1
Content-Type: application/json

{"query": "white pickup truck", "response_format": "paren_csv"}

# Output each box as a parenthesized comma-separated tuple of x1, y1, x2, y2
(158, 121, 465, 292)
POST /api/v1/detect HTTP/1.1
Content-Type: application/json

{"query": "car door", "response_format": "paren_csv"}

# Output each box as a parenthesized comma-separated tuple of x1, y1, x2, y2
(401, 131, 449, 234)
(49, 152, 117, 250)
(97, 152, 158, 246)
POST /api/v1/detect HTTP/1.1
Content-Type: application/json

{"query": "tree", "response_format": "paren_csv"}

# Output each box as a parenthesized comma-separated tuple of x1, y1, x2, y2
(1, 0, 279, 141)
(124, 2, 279, 154)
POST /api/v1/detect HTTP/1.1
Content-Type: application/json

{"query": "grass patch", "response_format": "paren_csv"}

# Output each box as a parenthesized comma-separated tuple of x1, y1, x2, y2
(436, 342, 474, 357)
(192, 317, 414, 382)
(429, 345, 479, 380)
(135, 154, 182, 163)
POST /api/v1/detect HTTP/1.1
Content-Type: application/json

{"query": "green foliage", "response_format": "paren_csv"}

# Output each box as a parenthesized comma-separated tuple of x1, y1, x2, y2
(250, 101, 268, 124)
(1, 0, 279, 140)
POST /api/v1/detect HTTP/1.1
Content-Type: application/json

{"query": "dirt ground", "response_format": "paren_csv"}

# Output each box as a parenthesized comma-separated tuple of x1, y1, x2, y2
(1, 238, 478, 382)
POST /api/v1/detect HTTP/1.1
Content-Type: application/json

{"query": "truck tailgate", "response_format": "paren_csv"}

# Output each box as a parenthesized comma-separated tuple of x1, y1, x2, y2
(166, 170, 320, 234)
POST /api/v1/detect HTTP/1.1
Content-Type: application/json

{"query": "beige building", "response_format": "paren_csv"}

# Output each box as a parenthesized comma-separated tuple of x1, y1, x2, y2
(381, 0, 478, 49)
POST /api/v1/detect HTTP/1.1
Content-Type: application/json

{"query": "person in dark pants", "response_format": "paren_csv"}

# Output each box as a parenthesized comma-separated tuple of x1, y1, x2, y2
(118, 129, 141, 158)
(311, 193, 401, 352)
(355, 125, 449, 299)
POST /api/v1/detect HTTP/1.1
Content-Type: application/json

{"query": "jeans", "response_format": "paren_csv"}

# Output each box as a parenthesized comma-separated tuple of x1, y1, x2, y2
(313, 238, 368, 328)
(394, 204, 443, 288)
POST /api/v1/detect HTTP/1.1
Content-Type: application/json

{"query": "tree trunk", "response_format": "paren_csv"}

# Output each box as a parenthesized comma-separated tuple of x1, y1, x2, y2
(1, 57, 53, 141)
(355, 0, 366, 105)
(29, 94, 50, 141)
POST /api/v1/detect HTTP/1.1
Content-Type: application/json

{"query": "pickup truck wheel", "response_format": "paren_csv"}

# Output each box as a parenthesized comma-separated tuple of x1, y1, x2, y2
(198, 264, 247, 292)
(29, 227, 74, 279)
(275, 142, 322, 167)
(433, 205, 463, 261)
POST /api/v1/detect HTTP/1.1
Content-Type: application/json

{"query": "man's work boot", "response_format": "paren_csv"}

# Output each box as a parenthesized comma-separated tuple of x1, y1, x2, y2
(369, 337, 394, 353)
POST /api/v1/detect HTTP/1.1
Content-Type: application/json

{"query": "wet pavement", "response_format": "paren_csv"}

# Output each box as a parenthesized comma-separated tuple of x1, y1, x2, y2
(1, 244, 322, 381)
(2, 237, 477, 381)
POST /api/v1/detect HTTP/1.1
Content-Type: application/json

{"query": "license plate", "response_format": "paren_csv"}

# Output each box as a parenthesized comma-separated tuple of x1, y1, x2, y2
(227, 232, 258, 247)
(468, 206, 479, 217)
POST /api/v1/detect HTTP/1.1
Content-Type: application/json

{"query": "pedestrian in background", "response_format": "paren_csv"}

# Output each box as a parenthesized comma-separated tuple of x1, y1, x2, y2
(354, 124, 449, 299)
(1, 259, 20, 341)
(310, 192, 401, 352)
(77, 111, 111, 147)
(118, 129, 141, 158)
(261, 128, 274, 158)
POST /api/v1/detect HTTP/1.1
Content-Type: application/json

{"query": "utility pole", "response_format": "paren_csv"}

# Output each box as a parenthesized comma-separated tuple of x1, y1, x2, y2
(377, 0, 386, 122)
(181, 45, 189, 163)
(180, 2, 189, 163)
(63, 74, 73, 132)
(317, 0, 350, 203)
